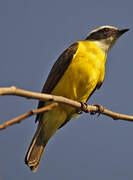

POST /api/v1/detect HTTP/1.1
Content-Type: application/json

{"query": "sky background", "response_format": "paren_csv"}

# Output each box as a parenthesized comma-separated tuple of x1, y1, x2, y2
(0, 0, 133, 179)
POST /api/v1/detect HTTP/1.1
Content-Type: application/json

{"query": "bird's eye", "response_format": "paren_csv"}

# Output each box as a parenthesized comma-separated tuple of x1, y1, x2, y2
(104, 28, 109, 32)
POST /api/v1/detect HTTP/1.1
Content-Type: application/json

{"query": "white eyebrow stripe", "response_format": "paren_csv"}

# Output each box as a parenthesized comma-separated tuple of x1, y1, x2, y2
(89, 25, 118, 35)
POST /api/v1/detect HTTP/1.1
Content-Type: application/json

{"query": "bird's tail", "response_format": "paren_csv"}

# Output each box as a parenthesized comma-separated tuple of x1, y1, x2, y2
(25, 105, 69, 172)
(25, 123, 46, 172)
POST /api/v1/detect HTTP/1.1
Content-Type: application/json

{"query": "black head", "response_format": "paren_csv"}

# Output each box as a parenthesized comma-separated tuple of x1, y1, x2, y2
(86, 26, 129, 41)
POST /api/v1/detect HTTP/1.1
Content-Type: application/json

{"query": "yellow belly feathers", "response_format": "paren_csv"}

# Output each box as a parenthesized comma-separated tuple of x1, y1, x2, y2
(42, 40, 106, 142)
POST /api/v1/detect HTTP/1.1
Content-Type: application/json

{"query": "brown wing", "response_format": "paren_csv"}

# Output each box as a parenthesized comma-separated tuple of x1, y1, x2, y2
(35, 42, 78, 122)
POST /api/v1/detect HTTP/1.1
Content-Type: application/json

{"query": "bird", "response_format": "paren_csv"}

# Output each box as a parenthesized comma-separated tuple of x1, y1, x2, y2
(25, 25, 129, 172)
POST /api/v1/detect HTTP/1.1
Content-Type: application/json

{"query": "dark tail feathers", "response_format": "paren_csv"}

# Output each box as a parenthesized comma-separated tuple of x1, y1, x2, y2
(25, 124, 46, 172)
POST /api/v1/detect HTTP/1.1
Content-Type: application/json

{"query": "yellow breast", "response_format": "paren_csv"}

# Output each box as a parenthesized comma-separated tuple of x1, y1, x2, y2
(52, 40, 106, 114)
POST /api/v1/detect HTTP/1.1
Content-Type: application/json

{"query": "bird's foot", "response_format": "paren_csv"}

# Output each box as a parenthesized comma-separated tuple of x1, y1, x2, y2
(80, 102, 88, 113)
(90, 104, 104, 117)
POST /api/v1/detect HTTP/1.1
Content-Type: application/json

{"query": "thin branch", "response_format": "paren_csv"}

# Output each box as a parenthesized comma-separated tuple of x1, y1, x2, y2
(0, 103, 58, 130)
(0, 86, 133, 127)
(0, 86, 81, 108)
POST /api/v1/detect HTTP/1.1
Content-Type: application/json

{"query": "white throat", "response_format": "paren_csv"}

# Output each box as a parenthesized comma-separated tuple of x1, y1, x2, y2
(95, 37, 117, 53)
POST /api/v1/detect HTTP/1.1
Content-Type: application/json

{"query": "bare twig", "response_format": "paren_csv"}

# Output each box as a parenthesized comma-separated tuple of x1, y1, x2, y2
(0, 86, 81, 108)
(0, 86, 133, 131)
(0, 103, 58, 130)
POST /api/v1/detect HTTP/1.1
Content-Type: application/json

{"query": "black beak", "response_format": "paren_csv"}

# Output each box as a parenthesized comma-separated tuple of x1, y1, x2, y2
(119, 28, 129, 36)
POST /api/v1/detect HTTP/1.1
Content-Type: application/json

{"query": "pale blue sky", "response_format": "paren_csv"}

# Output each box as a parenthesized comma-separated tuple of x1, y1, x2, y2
(0, 0, 133, 179)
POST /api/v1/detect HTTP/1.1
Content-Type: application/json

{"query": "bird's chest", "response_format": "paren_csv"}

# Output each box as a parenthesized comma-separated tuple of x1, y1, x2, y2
(53, 52, 105, 101)
(68, 55, 104, 99)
